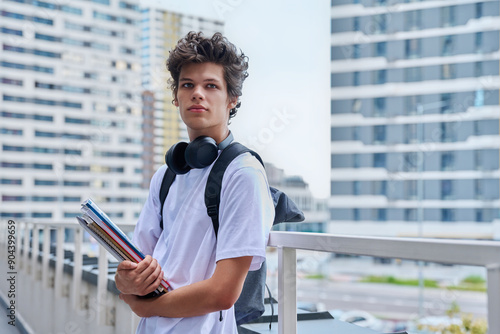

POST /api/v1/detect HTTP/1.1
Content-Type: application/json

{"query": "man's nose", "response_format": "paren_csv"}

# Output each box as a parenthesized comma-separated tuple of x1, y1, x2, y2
(192, 85, 204, 100)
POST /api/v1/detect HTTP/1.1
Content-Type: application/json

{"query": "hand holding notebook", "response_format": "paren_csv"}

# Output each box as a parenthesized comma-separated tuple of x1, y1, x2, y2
(76, 198, 171, 296)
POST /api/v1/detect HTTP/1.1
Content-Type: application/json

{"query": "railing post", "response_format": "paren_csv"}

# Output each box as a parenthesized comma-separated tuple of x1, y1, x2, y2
(42, 226, 51, 288)
(55, 226, 64, 298)
(16, 222, 23, 270)
(278, 246, 297, 334)
(72, 227, 82, 310)
(32, 224, 39, 280)
(0, 221, 5, 258)
(487, 265, 500, 334)
(23, 222, 30, 272)
(97, 245, 108, 326)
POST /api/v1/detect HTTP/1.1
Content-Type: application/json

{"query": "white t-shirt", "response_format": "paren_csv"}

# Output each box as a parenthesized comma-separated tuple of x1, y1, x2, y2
(132, 151, 275, 334)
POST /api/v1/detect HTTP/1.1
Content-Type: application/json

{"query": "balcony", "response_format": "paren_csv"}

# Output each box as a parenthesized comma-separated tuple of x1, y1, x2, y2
(0, 220, 499, 334)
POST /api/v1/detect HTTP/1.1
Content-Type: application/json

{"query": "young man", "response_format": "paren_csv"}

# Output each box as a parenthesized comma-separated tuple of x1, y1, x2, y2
(115, 32, 275, 333)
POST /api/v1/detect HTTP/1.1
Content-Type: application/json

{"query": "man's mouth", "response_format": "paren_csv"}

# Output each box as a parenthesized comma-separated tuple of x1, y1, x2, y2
(188, 105, 207, 112)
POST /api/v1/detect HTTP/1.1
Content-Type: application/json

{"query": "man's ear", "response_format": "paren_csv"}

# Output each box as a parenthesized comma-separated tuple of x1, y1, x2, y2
(173, 89, 179, 107)
(228, 97, 238, 109)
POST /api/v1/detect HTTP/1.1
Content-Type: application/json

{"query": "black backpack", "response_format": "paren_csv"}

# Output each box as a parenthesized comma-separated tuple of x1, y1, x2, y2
(158, 142, 305, 325)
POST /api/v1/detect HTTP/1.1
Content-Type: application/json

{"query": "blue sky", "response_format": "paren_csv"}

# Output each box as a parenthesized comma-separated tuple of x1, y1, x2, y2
(142, 0, 332, 198)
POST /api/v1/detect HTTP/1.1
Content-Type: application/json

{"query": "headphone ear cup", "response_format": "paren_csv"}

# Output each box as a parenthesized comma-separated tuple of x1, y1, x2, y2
(165, 141, 191, 174)
(185, 136, 218, 169)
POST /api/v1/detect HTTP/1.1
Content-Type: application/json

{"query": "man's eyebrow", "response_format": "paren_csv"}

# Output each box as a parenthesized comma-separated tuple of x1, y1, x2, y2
(179, 77, 222, 83)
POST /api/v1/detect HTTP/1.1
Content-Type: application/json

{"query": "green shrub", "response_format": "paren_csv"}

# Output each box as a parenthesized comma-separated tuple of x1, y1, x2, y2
(461, 275, 485, 284)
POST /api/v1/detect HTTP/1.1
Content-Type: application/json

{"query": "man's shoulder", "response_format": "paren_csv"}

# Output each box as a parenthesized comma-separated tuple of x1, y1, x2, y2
(219, 151, 268, 191)
(225, 151, 265, 174)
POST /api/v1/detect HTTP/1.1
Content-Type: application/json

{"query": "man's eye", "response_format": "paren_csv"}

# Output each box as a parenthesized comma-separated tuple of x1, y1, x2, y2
(182, 83, 193, 88)
(207, 84, 217, 89)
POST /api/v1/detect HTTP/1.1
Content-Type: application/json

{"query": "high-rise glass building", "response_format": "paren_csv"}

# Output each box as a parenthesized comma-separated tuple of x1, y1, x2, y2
(330, 0, 499, 238)
(0, 0, 146, 223)
(140, 7, 223, 185)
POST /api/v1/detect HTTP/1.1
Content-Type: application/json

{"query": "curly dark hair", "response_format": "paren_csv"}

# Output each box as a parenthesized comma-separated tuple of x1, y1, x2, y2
(166, 31, 249, 119)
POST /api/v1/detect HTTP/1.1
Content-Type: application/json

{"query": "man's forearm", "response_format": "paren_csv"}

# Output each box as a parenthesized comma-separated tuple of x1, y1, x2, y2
(121, 256, 252, 318)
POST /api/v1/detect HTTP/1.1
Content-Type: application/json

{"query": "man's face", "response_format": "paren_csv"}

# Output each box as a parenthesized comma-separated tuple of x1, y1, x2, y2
(174, 62, 236, 142)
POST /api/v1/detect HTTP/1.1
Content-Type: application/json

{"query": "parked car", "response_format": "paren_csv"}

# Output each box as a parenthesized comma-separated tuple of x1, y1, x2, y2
(338, 310, 388, 332)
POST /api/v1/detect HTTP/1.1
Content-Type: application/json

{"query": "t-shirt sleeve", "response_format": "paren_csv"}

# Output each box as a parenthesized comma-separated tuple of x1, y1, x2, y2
(132, 165, 166, 256)
(216, 157, 275, 271)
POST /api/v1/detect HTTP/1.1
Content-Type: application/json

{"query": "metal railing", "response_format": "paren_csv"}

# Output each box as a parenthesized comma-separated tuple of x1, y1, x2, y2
(0, 220, 139, 334)
(268, 231, 500, 334)
(1, 221, 499, 334)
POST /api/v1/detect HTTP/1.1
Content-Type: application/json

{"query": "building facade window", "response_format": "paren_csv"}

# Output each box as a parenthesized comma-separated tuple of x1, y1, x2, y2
(35, 180, 58, 186)
(405, 95, 422, 115)
(375, 69, 386, 85)
(404, 124, 418, 144)
(474, 179, 483, 199)
(405, 180, 417, 200)
(475, 32, 483, 52)
(374, 97, 385, 115)
(441, 180, 453, 199)
(0, 10, 53, 25)
(440, 123, 456, 142)
(475, 2, 483, 19)
(1, 78, 23, 86)
(373, 125, 386, 143)
(474, 62, 483, 77)
(352, 99, 362, 113)
(474, 89, 485, 107)
(405, 67, 421, 82)
(353, 153, 360, 168)
(440, 93, 453, 113)
(375, 208, 387, 221)
(64, 180, 90, 187)
(441, 6, 456, 27)
(1, 61, 53, 74)
(475, 209, 483, 222)
(353, 71, 359, 86)
(475, 150, 482, 170)
(441, 208, 455, 222)
(374, 180, 387, 196)
(353, 181, 360, 195)
(405, 39, 420, 58)
(373, 153, 386, 168)
(405, 10, 421, 30)
(403, 152, 419, 171)
(353, 16, 359, 31)
(1, 178, 22, 185)
(405, 208, 417, 221)
(1, 128, 23, 135)
(441, 151, 454, 171)
(375, 42, 386, 57)
(1, 26, 22, 36)
(442, 35, 454, 56)
(353, 44, 360, 59)
(353, 208, 360, 221)
(441, 64, 456, 79)
(32, 196, 57, 202)
(372, 14, 387, 34)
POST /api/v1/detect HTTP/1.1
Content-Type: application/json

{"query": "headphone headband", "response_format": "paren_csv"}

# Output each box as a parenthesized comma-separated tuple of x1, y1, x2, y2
(165, 131, 234, 175)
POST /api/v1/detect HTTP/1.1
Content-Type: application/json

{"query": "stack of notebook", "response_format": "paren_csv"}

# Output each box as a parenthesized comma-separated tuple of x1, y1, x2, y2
(76, 198, 170, 296)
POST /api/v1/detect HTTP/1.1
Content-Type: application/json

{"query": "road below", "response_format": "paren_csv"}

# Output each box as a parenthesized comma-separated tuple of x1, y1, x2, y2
(265, 253, 487, 322)
(291, 279, 486, 320)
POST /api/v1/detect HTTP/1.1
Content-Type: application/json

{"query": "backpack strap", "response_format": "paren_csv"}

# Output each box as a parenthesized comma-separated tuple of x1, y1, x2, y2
(205, 142, 263, 238)
(159, 168, 176, 229)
